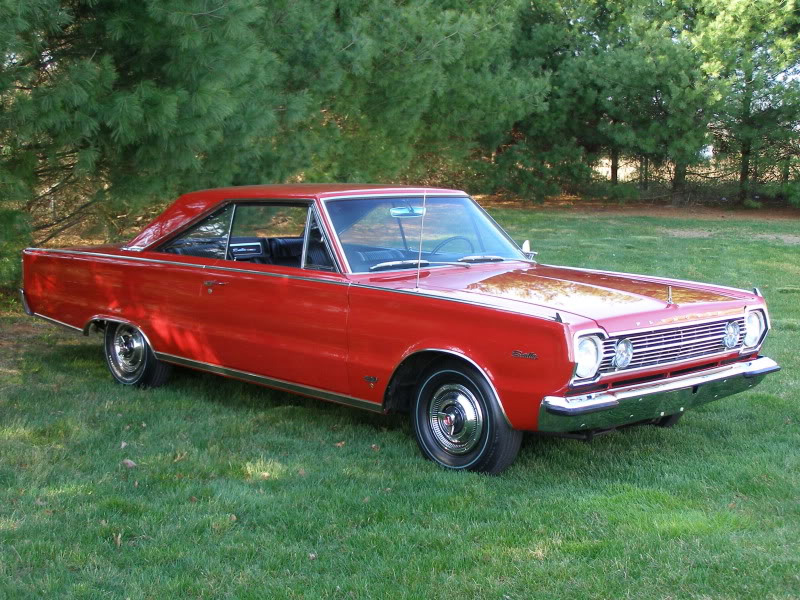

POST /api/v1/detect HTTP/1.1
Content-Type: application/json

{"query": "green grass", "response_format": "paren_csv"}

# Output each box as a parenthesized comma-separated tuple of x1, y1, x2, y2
(2, 208, 799, 599)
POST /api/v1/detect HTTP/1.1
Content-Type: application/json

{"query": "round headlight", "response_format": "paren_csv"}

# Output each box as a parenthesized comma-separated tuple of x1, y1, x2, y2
(723, 321, 740, 349)
(575, 336, 602, 379)
(744, 311, 765, 347)
(613, 338, 634, 369)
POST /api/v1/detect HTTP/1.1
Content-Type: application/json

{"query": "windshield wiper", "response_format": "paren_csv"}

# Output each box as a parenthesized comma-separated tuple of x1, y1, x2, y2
(370, 259, 430, 272)
(458, 255, 506, 263)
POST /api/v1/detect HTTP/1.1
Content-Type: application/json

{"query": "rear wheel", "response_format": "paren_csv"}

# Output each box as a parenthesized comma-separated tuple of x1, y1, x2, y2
(411, 359, 522, 474)
(104, 322, 171, 387)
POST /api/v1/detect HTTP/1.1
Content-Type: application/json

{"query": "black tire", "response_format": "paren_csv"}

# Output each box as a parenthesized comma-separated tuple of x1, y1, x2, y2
(653, 412, 683, 428)
(411, 359, 522, 474)
(104, 322, 171, 388)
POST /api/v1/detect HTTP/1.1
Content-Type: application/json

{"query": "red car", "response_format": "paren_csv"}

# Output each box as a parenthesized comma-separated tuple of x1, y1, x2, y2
(20, 184, 779, 473)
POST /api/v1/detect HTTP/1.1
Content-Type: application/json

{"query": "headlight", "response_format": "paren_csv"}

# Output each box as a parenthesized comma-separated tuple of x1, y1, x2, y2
(575, 336, 603, 379)
(723, 321, 740, 349)
(744, 311, 766, 347)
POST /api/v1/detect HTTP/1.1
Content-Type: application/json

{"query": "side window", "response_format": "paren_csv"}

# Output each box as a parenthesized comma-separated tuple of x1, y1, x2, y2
(159, 205, 234, 260)
(159, 202, 336, 271)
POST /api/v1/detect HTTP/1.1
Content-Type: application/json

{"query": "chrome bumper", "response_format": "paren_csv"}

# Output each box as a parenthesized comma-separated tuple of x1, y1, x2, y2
(538, 357, 780, 432)
(19, 288, 33, 316)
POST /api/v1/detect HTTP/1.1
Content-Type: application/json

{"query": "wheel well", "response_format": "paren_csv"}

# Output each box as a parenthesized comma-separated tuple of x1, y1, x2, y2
(384, 351, 479, 414)
(83, 319, 108, 336)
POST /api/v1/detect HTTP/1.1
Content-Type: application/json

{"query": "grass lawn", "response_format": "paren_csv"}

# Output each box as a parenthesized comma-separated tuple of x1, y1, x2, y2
(1, 207, 798, 599)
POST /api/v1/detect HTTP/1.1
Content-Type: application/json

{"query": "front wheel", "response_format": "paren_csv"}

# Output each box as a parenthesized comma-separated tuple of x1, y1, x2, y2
(411, 359, 522, 474)
(104, 322, 171, 387)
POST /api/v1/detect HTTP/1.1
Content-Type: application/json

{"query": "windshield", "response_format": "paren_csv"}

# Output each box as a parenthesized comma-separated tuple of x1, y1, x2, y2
(325, 195, 525, 273)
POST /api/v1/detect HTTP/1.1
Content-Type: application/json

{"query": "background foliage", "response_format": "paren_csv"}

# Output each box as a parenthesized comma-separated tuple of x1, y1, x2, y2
(1, 0, 799, 283)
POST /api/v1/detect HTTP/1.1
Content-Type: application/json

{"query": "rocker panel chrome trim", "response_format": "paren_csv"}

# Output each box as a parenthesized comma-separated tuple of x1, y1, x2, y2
(32, 313, 82, 332)
(155, 352, 385, 413)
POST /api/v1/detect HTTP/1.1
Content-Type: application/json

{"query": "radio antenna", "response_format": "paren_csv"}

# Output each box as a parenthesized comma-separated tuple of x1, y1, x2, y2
(415, 188, 427, 290)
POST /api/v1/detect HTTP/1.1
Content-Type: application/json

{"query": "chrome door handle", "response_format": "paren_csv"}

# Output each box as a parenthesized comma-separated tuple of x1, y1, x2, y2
(204, 280, 228, 286)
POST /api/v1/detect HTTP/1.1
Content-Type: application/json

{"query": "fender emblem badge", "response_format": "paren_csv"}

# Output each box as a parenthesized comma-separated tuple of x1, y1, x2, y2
(512, 350, 538, 360)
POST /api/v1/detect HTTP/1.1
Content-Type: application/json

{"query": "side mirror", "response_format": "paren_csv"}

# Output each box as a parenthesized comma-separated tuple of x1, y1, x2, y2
(521, 240, 538, 261)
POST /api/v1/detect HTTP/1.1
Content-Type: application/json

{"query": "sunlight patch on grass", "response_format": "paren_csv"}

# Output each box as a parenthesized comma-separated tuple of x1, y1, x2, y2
(242, 458, 288, 481)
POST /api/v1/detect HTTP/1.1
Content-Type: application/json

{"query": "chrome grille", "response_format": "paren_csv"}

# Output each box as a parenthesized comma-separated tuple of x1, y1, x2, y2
(600, 317, 745, 373)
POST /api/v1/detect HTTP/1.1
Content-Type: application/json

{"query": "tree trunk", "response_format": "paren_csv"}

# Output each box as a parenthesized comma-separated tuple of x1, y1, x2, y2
(640, 155, 649, 191)
(782, 157, 790, 186)
(738, 140, 751, 205)
(672, 161, 687, 206)
(610, 148, 619, 185)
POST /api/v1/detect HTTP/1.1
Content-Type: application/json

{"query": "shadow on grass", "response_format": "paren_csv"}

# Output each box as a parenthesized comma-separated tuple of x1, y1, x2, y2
(12, 322, 738, 486)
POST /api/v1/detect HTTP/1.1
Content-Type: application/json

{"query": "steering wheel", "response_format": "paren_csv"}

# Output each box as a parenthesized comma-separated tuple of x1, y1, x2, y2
(430, 236, 475, 256)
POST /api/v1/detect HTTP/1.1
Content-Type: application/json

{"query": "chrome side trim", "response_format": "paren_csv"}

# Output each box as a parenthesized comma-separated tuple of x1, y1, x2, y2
(539, 356, 779, 432)
(387, 348, 512, 427)
(349, 282, 561, 323)
(24, 248, 565, 322)
(24, 248, 351, 287)
(32, 313, 82, 332)
(18, 288, 33, 316)
(155, 352, 385, 413)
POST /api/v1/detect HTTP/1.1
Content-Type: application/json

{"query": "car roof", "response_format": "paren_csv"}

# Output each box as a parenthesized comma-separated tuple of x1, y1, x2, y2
(125, 184, 466, 250)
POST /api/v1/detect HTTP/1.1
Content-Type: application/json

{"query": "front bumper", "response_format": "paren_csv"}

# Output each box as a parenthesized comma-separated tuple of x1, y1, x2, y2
(538, 356, 780, 432)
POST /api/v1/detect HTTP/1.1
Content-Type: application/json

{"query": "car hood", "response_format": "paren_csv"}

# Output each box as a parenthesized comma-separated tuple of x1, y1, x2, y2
(413, 263, 749, 328)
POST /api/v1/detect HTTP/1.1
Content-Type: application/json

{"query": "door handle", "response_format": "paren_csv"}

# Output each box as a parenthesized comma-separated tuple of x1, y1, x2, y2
(204, 280, 228, 286)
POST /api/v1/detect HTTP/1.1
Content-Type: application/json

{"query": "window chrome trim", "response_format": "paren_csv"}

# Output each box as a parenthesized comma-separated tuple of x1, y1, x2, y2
(223, 203, 237, 261)
(300, 206, 312, 270)
(322, 192, 468, 201)
(155, 352, 384, 413)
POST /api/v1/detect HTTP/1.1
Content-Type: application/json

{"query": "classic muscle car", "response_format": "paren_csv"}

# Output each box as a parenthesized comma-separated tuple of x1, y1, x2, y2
(20, 184, 779, 473)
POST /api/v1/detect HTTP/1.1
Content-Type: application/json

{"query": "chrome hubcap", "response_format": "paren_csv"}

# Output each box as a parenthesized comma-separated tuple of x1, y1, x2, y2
(428, 383, 484, 455)
(112, 325, 144, 374)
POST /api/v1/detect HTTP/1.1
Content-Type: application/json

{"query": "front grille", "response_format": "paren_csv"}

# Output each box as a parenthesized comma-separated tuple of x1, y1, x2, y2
(599, 317, 745, 374)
